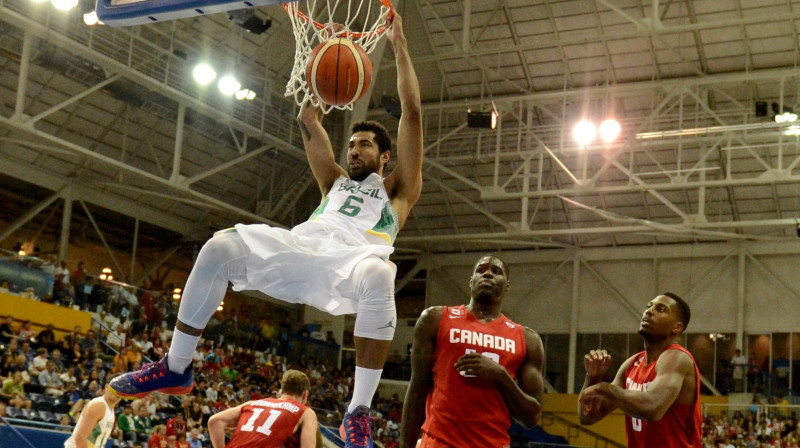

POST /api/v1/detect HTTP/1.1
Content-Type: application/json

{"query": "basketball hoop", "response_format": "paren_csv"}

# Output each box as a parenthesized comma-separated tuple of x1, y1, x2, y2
(283, 0, 394, 112)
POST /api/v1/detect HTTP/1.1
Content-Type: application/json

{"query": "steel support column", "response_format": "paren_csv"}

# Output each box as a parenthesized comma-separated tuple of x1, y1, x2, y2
(12, 31, 32, 121)
(79, 200, 127, 281)
(170, 103, 186, 183)
(58, 187, 73, 262)
(567, 255, 580, 393)
(736, 247, 745, 351)
(130, 218, 139, 281)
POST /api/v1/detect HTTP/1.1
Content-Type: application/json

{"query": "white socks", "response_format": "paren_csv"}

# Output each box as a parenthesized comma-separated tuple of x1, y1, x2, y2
(167, 330, 199, 373)
(348, 366, 383, 413)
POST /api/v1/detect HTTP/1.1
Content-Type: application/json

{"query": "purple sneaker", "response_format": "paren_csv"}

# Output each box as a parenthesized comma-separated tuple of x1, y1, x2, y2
(108, 356, 193, 399)
(338, 405, 374, 448)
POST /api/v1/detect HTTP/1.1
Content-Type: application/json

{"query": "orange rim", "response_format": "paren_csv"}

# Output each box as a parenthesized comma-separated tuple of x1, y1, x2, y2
(283, 0, 394, 40)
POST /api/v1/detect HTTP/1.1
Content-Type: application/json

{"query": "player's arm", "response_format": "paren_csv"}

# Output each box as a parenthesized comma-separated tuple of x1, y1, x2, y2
(297, 101, 346, 196)
(454, 327, 544, 428)
(383, 12, 423, 227)
(580, 349, 693, 422)
(578, 353, 633, 425)
(296, 408, 319, 448)
(208, 402, 246, 448)
(70, 398, 105, 448)
(399, 306, 442, 448)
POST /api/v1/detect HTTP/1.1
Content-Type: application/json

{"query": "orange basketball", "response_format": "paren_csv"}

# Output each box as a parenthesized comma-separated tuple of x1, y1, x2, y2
(306, 38, 373, 107)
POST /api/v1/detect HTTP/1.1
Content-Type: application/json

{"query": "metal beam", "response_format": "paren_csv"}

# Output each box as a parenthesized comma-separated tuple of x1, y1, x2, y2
(0, 116, 283, 227)
(0, 155, 200, 238)
(12, 31, 32, 121)
(185, 145, 272, 185)
(79, 200, 127, 282)
(26, 74, 122, 125)
(0, 189, 62, 244)
(395, 262, 424, 295)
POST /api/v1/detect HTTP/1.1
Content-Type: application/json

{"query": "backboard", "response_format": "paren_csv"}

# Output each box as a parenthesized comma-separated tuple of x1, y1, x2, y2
(96, 0, 299, 27)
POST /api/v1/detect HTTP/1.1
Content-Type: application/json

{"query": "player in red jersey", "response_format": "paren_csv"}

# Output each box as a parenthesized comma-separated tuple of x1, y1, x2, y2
(578, 292, 702, 448)
(208, 370, 321, 448)
(399, 255, 545, 448)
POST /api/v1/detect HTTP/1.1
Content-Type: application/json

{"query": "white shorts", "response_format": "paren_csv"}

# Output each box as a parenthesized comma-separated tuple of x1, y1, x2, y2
(231, 222, 394, 315)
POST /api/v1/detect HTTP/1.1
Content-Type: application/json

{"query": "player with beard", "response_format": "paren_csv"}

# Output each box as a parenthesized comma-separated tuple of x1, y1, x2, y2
(399, 255, 545, 448)
(578, 293, 702, 448)
(110, 12, 422, 448)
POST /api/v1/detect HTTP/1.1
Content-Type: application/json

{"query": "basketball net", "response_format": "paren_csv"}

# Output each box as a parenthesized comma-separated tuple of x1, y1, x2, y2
(283, 0, 394, 112)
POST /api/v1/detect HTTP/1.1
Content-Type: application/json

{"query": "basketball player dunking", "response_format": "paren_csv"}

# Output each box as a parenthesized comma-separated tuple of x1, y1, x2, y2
(399, 255, 545, 448)
(578, 293, 702, 448)
(109, 12, 422, 448)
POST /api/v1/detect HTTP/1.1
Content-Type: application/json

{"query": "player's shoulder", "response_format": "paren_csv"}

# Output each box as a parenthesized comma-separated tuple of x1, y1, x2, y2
(420, 305, 446, 321)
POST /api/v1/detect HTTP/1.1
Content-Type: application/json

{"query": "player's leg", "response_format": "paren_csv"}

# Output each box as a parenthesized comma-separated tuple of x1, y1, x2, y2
(341, 257, 396, 448)
(109, 231, 250, 399)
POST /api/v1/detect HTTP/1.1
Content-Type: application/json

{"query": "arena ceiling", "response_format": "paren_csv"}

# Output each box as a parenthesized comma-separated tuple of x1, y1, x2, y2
(2, 0, 800, 267)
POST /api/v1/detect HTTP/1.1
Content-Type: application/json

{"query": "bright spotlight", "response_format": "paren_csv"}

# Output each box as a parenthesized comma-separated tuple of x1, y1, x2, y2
(218, 75, 241, 96)
(245, 90, 256, 100)
(193, 64, 217, 86)
(51, 0, 78, 11)
(775, 112, 798, 124)
(235, 89, 249, 100)
(572, 120, 597, 147)
(599, 119, 621, 143)
(83, 11, 99, 25)
(784, 125, 800, 136)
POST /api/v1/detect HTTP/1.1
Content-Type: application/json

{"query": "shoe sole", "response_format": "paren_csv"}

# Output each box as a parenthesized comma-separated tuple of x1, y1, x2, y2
(109, 384, 194, 400)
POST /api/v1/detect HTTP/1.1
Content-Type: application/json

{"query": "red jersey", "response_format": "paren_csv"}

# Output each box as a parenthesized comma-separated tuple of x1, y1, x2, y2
(226, 398, 308, 448)
(624, 344, 702, 448)
(421, 305, 527, 448)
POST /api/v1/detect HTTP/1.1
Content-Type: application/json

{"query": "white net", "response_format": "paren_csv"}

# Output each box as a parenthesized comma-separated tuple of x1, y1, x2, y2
(283, 0, 393, 112)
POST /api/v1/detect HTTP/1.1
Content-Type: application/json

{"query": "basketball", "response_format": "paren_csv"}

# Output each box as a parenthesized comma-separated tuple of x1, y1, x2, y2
(306, 38, 373, 107)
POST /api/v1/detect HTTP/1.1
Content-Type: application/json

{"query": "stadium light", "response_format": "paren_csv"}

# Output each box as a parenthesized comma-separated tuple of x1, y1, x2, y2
(599, 119, 621, 143)
(193, 64, 217, 86)
(173, 287, 182, 300)
(83, 10, 99, 25)
(235, 89, 256, 101)
(572, 120, 597, 147)
(51, 0, 78, 11)
(218, 75, 241, 96)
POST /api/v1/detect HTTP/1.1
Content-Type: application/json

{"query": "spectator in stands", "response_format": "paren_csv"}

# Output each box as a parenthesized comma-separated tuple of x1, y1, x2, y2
(325, 330, 338, 345)
(10, 354, 31, 384)
(118, 405, 141, 443)
(65, 341, 85, 368)
(731, 349, 747, 393)
(63, 381, 85, 416)
(55, 260, 70, 288)
(60, 325, 83, 352)
(148, 424, 168, 448)
(51, 348, 65, 372)
(17, 320, 35, 342)
(72, 261, 86, 286)
(39, 360, 64, 396)
(81, 379, 101, 400)
(19, 340, 33, 363)
(166, 412, 187, 439)
(113, 347, 132, 374)
(1, 371, 32, 409)
(31, 347, 49, 376)
(0, 279, 10, 293)
(21, 287, 39, 301)
(37, 324, 57, 348)
(0, 316, 16, 343)
(88, 358, 107, 384)
(107, 324, 126, 352)
(81, 329, 98, 353)
(187, 428, 203, 448)
(60, 365, 78, 385)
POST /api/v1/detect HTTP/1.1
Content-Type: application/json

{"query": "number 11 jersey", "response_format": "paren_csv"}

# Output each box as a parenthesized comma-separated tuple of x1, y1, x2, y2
(227, 398, 308, 448)
(421, 305, 528, 448)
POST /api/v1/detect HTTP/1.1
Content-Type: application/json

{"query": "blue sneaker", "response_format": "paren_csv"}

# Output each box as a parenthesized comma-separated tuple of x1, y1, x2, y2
(108, 356, 193, 399)
(338, 406, 374, 448)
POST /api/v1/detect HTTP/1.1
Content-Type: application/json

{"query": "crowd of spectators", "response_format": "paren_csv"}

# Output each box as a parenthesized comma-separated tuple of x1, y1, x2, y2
(0, 258, 404, 448)
(702, 406, 800, 447)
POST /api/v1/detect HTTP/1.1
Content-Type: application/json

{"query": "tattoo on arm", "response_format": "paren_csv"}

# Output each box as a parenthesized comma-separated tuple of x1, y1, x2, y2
(299, 120, 312, 142)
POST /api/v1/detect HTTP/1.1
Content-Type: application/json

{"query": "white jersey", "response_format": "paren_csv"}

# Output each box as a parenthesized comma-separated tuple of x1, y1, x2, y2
(299, 173, 399, 246)
(64, 397, 115, 448)
(231, 172, 398, 315)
